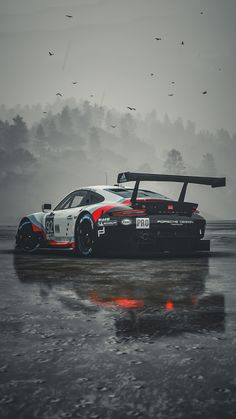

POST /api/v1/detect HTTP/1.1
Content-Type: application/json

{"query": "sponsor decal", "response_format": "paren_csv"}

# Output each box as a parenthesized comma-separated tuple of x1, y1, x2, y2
(98, 218, 117, 226)
(157, 220, 194, 225)
(157, 220, 179, 225)
(55, 224, 60, 233)
(105, 221, 118, 226)
(121, 218, 132, 226)
(181, 220, 194, 224)
(98, 227, 106, 237)
(119, 173, 127, 183)
(136, 218, 150, 229)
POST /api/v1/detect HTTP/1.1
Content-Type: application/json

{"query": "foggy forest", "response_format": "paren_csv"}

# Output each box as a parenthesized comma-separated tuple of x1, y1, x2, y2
(0, 99, 234, 223)
(1, 2, 236, 419)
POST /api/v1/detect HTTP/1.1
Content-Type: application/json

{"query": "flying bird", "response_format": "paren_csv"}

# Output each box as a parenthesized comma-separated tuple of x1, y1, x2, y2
(49, 51, 54, 56)
(202, 91, 207, 95)
(171, 81, 175, 84)
(111, 125, 117, 128)
(66, 14, 73, 18)
(56, 93, 63, 97)
(181, 41, 184, 45)
(200, 11, 204, 15)
(168, 94, 174, 97)
(72, 81, 78, 85)
(150, 73, 154, 76)
(90, 94, 94, 97)
(43, 111, 47, 114)
(127, 106, 136, 111)
(155, 37, 162, 41)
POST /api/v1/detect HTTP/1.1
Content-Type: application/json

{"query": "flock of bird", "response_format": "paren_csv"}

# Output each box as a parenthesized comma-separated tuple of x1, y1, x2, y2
(45, 10, 212, 123)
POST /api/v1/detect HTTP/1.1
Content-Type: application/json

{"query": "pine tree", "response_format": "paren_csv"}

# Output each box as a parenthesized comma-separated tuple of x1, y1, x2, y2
(35, 124, 46, 142)
(164, 149, 185, 174)
(6, 115, 29, 150)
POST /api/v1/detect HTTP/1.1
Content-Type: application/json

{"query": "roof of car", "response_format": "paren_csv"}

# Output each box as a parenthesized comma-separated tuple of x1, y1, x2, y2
(83, 185, 127, 191)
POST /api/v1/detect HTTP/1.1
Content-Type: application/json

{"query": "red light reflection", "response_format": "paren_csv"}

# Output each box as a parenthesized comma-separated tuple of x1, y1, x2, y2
(89, 292, 144, 309)
(114, 298, 144, 309)
(165, 300, 174, 310)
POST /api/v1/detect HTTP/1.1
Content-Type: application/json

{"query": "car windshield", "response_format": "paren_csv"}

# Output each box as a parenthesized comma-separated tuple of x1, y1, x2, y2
(107, 188, 169, 200)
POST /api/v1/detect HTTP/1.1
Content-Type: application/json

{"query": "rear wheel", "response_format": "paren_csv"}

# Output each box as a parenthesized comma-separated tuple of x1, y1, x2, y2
(75, 214, 95, 257)
(16, 222, 42, 253)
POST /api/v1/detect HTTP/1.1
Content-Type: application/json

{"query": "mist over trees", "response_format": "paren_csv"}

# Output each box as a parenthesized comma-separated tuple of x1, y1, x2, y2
(164, 149, 186, 175)
(0, 101, 235, 222)
(0, 116, 36, 184)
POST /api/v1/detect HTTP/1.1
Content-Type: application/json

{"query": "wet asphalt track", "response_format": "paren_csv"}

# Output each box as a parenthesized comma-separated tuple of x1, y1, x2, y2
(0, 223, 236, 419)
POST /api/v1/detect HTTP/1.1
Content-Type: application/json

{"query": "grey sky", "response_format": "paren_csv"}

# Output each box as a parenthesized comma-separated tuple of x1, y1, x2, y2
(0, 0, 235, 133)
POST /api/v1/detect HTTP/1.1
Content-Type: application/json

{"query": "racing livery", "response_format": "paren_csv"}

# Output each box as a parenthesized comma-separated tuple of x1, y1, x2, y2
(15, 171, 226, 256)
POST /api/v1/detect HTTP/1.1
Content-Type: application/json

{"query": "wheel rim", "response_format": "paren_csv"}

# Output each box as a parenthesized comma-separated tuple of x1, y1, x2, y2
(17, 222, 41, 253)
(78, 219, 94, 255)
(19, 234, 40, 252)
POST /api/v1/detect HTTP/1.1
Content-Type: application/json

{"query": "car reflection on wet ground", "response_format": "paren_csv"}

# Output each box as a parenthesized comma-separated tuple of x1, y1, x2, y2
(0, 223, 236, 419)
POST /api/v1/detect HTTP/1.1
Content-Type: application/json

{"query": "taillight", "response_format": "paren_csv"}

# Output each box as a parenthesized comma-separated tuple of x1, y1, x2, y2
(192, 208, 200, 214)
(110, 209, 146, 217)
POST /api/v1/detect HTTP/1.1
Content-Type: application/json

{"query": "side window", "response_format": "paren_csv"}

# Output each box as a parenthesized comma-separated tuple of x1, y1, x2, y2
(70, 191, 89, 208)
(90, 191, 105, 205)
(54, 194, 74, 210)
(61, 197, 74, 209)
(54, 190, 104, 211)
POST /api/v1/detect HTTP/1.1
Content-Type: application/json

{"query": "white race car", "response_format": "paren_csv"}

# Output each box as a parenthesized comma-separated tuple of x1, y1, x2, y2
(15, 171, 225, 256)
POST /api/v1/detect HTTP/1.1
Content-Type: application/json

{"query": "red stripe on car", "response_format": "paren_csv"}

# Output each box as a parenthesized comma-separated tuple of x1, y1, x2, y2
(32, 224, 44, 234)
(48, 240, 74, 248)
(92, 205, 116, 222)
(122, 198, 167, 205)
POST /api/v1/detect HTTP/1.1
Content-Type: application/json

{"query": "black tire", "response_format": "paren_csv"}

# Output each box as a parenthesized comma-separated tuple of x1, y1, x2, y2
(75, 213, 96, 257)
(15, 221, 42, 253)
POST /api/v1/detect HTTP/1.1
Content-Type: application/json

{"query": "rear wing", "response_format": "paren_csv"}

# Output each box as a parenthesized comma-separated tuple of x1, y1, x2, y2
(117, 172, 226, 205)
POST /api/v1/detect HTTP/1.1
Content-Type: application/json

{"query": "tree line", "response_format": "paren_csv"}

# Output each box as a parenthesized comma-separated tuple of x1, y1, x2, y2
(0, 101, 235, 221)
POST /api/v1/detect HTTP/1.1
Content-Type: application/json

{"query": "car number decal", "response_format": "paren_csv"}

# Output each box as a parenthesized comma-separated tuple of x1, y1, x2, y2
(45, 214, 54, 235)
(136, 218, 150, 229)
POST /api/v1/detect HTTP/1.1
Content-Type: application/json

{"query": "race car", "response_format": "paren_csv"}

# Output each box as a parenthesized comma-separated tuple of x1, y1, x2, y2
(15, 171, 226, 256)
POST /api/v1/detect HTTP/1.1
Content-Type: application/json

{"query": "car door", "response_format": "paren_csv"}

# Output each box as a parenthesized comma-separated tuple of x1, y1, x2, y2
(45, 190, 90, 242)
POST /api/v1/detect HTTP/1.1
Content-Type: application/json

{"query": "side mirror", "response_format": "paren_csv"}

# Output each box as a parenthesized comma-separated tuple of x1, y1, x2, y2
(42, 203, 52, 213)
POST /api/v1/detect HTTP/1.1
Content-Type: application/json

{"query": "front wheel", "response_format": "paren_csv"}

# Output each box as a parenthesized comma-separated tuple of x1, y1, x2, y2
(15, 222, 42, 253)
(75, 214, 96, 257)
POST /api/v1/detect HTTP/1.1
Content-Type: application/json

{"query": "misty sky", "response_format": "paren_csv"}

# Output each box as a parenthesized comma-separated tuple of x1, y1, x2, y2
(0, 0, 236, 134)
